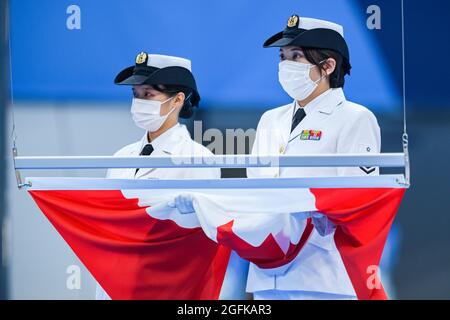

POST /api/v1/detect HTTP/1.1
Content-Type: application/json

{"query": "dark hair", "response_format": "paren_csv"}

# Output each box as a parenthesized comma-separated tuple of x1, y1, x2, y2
(152, 84, 197, 119)
(302, 47, 346, 88)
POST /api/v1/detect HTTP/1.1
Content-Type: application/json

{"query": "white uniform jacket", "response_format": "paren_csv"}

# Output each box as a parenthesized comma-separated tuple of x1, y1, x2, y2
(246, 88, 381, 298)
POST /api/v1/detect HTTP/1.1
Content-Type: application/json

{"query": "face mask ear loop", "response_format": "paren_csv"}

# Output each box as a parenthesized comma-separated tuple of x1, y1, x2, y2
(159, 95, 177, 116)
(184, 92, 192, 103)
(161, 95, 175, 105)
(313, 59, 329, 85)
(169, 92, 193, 114)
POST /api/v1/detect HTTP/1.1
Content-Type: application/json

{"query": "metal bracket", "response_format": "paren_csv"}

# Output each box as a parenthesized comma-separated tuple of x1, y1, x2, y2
(401, 133, 410, 188)
(12, 147, 31, 189)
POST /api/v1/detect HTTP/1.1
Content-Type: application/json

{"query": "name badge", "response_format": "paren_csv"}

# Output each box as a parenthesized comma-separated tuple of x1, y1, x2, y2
(300, 130, 322, 141)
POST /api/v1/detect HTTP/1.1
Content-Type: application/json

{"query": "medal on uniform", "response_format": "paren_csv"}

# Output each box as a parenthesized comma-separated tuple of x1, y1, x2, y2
(300, 130, 322, 141)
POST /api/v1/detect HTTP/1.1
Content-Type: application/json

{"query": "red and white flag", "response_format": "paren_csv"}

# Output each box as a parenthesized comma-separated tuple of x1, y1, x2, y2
(27, 177, 405, 300)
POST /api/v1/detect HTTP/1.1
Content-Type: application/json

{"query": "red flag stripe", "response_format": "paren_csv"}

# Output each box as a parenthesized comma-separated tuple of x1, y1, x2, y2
(311, 188, 405, 300)
(29, 190, 231, 300)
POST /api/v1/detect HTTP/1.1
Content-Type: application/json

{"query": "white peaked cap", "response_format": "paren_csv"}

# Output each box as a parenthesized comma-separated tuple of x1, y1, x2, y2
(145, 54, 192, 71)
(298, 17, 344, 38)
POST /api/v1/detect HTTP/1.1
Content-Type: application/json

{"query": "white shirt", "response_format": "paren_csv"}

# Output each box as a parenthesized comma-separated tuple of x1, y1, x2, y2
(246, 88, 381, 297)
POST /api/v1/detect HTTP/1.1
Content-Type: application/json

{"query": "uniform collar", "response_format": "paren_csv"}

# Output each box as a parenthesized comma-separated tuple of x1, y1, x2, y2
(293, 88, 346, 116)
(139, 123, 190, 155)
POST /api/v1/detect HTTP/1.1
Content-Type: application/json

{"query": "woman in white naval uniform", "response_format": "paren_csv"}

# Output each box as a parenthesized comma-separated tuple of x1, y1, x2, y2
(95, 52, 221, 299)
(246, 15, 381, 300)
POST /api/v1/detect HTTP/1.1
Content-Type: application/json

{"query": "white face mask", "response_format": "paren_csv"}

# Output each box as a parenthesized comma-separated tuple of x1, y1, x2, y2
(278, 60, 325, 101)
(130, 96, 176, 132)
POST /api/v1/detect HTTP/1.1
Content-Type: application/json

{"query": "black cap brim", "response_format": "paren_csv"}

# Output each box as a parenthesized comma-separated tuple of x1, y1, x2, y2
(114, 66, 159, 85)
(265, 37, 296, 48)
(116, 74, 149, 85)
(263, 30, 306, 48)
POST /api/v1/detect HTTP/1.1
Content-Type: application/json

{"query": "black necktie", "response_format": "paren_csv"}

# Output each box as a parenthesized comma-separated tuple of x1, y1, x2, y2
(291, 108, 306, 133)
(135, 144, 154, 175)
(140, 144, 154, 156)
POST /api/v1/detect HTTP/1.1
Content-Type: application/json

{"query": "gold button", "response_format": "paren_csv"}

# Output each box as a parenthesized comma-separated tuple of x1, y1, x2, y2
(279, 146, 285, 154)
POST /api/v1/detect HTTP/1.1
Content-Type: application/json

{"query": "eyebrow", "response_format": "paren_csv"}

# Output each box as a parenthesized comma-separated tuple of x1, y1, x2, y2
(280, 48, 303, 52)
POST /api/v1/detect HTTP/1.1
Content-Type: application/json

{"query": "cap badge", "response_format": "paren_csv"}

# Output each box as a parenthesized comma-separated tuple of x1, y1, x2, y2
(287, 15, 299, 28)
(135, 52, 148, 65)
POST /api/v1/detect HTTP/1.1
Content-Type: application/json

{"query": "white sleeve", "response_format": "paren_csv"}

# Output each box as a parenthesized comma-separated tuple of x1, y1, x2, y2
(105, 145, 131, 179)
(337, 109, 381, 176)
(247, 112, 278, 179)
(246, 119, 261, 178)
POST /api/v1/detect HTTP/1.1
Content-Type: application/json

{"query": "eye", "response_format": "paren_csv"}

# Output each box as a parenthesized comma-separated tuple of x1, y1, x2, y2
(279, 54, 285, 61)
(292, 52, 304, 60)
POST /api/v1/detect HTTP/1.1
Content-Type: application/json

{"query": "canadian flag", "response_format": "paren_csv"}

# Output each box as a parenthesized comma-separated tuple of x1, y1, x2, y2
(27, 177, 405, 300)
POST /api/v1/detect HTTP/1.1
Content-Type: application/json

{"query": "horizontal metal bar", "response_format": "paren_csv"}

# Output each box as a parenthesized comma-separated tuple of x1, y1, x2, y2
(25, 174, 407, 190)
(15, 153, 405, 170)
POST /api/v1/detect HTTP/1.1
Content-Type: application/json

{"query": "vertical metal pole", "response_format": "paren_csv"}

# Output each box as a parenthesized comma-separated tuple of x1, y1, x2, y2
(401, 0, 410, 187)
(0, 0, 10, 300)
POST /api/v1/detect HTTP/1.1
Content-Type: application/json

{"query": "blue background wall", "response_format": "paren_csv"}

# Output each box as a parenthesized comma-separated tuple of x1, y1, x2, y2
(10, 0, 409, 111)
